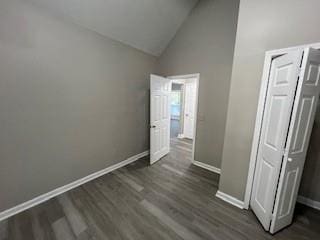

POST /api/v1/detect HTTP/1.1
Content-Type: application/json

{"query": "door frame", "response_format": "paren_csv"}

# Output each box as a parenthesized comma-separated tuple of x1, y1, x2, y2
(167, 73, 200, 162)
(244, 42, 320, 210)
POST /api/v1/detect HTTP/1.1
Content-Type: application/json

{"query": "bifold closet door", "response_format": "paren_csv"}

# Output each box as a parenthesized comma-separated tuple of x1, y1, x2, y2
(270, 48, 320, 233)
(150, 74, 171, 164)
(250, 50, 303, 231)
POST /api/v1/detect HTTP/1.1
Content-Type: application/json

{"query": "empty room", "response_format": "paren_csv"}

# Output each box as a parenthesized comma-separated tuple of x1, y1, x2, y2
(1, 0, 320, 239)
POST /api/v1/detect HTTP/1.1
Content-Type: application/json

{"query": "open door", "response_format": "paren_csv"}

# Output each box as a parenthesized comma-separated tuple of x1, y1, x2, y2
(270, 48, 320, 233)
(150, 75, 171, 164)
(183, 79, 196, 139)
(250, 50, 303, 230)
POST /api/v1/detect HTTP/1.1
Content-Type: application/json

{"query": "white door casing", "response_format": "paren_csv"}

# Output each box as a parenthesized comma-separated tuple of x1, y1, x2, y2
(183, 79, 196, 139)
(150, 75, 171, 164)
(250, 50, 303, 230)
(270, 48, 320, 233)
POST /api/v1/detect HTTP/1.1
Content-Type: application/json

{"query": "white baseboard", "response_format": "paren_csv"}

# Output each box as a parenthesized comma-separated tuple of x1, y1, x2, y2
(192, 161, 221, 174)
(171, 116, 180, 120)
(297, 195, 320, 211)
(0, 150, 149, 222)
(215, 190, 244, 209)
(177, 134, 185, 139)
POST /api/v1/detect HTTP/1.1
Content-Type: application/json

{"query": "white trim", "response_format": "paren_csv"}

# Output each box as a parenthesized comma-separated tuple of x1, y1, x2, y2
(216, 190, 244, 209)
(168, 73, 200, 163)
(0, 151, 149, 222)
(193, 161, 221, 174)
(297, 196, 320, 211)
(177, 134, 185, 139)
(171, 116, 180, 120)
(168, 73, 200, 80)
(171, 79, 185, 85)
(244, 42, 320, 210)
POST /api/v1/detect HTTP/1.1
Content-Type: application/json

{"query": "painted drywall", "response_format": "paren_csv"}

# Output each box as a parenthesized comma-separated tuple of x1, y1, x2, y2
(0, 0, 156, 212)
(157, 0, 239, 168)
(28, 0, 198, 56)
(299, 104, 320, 202)
(219, 0, 320, 201)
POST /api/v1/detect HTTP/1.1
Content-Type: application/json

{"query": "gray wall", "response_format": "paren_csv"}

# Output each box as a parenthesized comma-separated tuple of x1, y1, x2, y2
(219, 0, 320, 201)
(157, 0, 239, 168)
(0, 0, 156, 212)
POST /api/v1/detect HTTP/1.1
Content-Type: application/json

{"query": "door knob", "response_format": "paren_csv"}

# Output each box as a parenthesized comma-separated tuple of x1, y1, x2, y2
(288, 158, 293, 162)
(150, 125, 156, 128)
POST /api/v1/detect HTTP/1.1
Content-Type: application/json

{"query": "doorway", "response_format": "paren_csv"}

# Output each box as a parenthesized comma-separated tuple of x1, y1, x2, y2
(246, 45, 320, 234)
(168, 74, 199, 163)
(149, 74, 199, 165)
(170, 81, 183, 139)
(169, 76, 198, 165)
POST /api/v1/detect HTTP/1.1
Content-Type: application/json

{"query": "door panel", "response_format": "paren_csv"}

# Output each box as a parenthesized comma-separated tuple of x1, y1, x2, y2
(265, 95, 287, 149)
(291, 96, 315, 153)
(255, 159, 273, 210)
(150, 75, 171, 164)
(270, 48, 320, 233)
(277, 168, 299, 218)
(250, 50, 303, 230)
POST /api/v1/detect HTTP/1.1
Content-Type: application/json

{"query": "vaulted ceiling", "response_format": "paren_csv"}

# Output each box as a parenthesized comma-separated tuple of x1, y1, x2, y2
(29, 0, 199, 56)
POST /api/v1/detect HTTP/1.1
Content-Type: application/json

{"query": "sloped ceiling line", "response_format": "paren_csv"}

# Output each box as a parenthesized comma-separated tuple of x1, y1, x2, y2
(29, 0, 199, 56)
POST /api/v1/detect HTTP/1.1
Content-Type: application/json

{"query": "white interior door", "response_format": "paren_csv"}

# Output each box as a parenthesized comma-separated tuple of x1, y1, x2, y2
(250, 50, 303, 230)
(270, 48, 320, 233)
(183, 79, 196, 139)
(150, 74, 171, 164)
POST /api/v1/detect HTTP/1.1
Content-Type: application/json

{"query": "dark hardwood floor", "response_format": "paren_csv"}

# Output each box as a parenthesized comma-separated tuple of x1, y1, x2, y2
(0, 138, 320, 240)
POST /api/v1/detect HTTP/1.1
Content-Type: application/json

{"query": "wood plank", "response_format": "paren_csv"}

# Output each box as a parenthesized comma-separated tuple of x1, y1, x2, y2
(114, 172, 144, 192)
(0, 220, 8, 240)
(2, 136, 320, 240)
(141, 199, 204, 240)
(52, 217, 76, 240)
(57, 194, 88, 237)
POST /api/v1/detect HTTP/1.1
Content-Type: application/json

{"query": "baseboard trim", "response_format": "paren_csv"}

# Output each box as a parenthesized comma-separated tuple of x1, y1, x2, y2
(0, 150, 149, 222)
(177, 134, 185, 139)
(215, 190, 244, 209)
(193, 161, 221, 174)
(297, 195, 320, 211)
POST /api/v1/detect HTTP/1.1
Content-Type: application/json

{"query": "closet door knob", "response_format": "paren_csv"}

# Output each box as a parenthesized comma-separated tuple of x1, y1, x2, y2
(288, 158, 293, 162)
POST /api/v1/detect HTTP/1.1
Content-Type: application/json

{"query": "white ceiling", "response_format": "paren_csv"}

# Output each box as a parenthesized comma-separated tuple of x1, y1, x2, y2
(29, 0, 198, 56)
